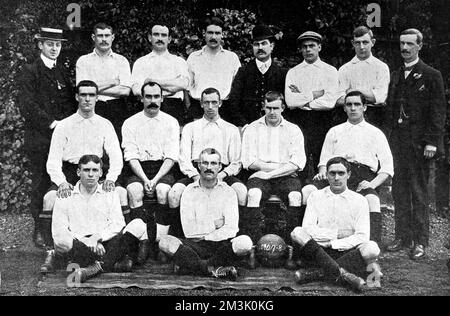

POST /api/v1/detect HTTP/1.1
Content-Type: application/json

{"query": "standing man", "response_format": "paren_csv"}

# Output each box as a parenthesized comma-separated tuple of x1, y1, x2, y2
(302, 91, 394, 245)
(291, 157, 381, 292)
(385, 29, 446, 260)
(159, 148, 253, 280)
(187, 17, 241, 121)
(122, 81, 180, 259)
(131, 24, 189, 124)
(337, 26, 390, 128)
(168, 87, 247, 237)
(19, 27, 76, 247)
(51, 155, 148, 283)
(285, 31, 339, 179)
(227, 24, 288, 127)
(76, 23, 132, 140)
(241, 91, 306, 243)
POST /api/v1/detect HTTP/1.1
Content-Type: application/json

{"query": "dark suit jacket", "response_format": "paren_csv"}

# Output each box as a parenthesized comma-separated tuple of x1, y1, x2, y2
(386, 59, 446, 156)
(19, 57, 75, 152)
(227, 60, 288, 126)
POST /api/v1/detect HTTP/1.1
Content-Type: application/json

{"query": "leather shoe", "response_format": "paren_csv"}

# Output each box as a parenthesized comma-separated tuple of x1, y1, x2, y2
(114, 255, 133, 272)
(294, 268, 325, 284)
(40, 249, 55, 274)
(386, 238, 412, 252)
(410, 244, 426, 260)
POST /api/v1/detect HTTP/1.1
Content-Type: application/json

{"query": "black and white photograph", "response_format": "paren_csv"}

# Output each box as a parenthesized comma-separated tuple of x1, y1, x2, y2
(0, 0, 449, 300)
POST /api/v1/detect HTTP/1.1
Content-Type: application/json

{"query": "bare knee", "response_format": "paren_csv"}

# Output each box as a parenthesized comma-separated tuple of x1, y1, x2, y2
(290, 227, 311, 247)
(231, 183, 248, 206)
(159, 235, 182, 256)
(127, 183, 144, 207)
(156, 183, 171, 205)
(288, 191, 302, 207)
(43, 190, 57, 210)
(301, 185, 317, 205)
(365, 194, 381, 213)
(247, 188, 262, 207)
(231, 235, 253, 256)
(168, 183, 186, 208)
(358, 241, 380, 263)
(115, 186, 128, 206)
(124, 219, 147, 240)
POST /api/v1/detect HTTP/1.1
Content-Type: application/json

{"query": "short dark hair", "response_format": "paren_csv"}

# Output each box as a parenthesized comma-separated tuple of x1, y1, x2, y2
(326, 157, 351, 173)
(93, 23, 113, 34)
(204, 16, 224, 29)
(141, 81, 163, 97)
(353, 26, 374, 39)
(199, 148, 222, 162)
(401, 28, 423, 45)
(76, 80, 99, 94)
(201, 87, 221, 101)
(344, 90, 366, 105)
(78, 154, 103, 169)
(264, 91, 285, 105)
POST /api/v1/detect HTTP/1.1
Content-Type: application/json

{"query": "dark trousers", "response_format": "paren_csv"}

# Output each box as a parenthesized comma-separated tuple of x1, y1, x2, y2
(26, 149, 51, 224)
(391, 126, 430, 246)
(160, 98, 187, 125)
(435, 155, 450, 213)
(67, 232, 139, 271)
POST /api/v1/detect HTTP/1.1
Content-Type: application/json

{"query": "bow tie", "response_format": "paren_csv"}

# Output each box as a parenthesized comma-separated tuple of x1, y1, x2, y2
(404, 65, 414, 72)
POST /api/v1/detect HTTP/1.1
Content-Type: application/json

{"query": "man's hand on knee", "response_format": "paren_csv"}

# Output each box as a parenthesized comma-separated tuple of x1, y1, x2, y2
(57, 182, 74, 198)
(102, 180, 116, 192)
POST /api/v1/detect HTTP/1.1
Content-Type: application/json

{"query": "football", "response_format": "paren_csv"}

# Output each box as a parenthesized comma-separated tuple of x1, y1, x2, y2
(256, 234, 287, 268)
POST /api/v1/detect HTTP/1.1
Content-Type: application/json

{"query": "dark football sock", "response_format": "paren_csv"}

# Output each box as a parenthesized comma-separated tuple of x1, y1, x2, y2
(370, 212, 382, 245)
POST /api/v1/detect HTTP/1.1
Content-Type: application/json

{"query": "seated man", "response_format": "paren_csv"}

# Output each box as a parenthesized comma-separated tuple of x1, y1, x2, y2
(41, 80, 127, 272)
(291, 157, 381, 292)
(241, 91, 306, 242)
(122, 81, 180, 259)
(159, 148, 253, 280)
(302, 90, 394, 244)
(51, 154, 148, 283)
(168, 87, 247, 237)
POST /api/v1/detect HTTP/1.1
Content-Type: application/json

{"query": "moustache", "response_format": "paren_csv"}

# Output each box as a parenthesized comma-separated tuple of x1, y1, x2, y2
(146, 103, 159, 109)
(204, 170, 214, 174)
(156, 40, 164, 45)
(257, 50, 266, 54)
(209, 39, 218, 43)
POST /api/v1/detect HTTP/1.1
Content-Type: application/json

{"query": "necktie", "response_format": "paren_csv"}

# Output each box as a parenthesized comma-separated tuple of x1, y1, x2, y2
(404, 65, 414, 72)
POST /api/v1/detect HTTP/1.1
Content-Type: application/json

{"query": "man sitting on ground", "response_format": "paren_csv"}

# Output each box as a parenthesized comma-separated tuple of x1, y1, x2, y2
(51, 154, 148, 283)
(159, 148, 253, 280)
(291, 157, 381, 292)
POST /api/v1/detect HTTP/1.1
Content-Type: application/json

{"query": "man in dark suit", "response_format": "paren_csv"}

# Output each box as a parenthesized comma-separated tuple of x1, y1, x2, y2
(18, 28, 76, 248)
(227, 24, 288, 128)
(385, 29, 446, 260)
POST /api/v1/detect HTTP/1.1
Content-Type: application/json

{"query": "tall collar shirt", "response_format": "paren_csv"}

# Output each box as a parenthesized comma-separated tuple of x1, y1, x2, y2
(41, 54, 56, 69)
(404, 58, 420, 78)
(180, 117, 242, 178)
(52, 181, 125, 253)
(180, 180, 239, 241)
(255, 58, 272, 74)
(76, 49, 132, 101)
(319, 120, 394, 176)
(46, 112, 123, 186)
(303, 186, 370, 251)
(187, 46, 241, 100)
(241, 116, 306, 171)
(131, 50, 189, 99)
(121, 110, 180, 162)
(338, 54, 390, 105)
(285, 58, 339, 111)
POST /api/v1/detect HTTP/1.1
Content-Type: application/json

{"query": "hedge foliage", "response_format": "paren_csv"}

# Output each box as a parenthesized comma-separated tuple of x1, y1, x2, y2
(0, 0, 444, 213)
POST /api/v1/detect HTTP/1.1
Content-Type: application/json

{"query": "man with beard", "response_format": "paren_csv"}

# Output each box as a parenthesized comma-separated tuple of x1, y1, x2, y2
(187, 17, 241, 121)
(159, 148, 253, 280)
(76, 23, 132, 140)
(19, 27, 76, 248)
(131, 24, 189, 124)
(227, 24, 288, 128)
(122, 81, 180, 262)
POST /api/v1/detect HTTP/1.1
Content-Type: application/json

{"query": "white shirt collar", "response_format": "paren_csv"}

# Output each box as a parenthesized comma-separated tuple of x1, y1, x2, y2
(192, 179, 226, 189)
(255, 58, 272, 73)
(324, 186, 351, 198)
(256, 115, 287, 127)
(200, 45, 225, 55)
(72, 181, 103, 195)
(93, 48, 114, 58)
(300, 57, 323, 68)
(344, 119, 368, 128)
(201, 116, 223, 128)
(351, 54, 375, 64)
(404, 58, 419, 68)
(40, 54, 56, 69)
(74, 111, 97, 123)
(149, 50, 171, 58)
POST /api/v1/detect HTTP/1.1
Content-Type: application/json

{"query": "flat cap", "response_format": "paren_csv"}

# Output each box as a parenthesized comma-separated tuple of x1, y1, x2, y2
(297, 31, 322, 43)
